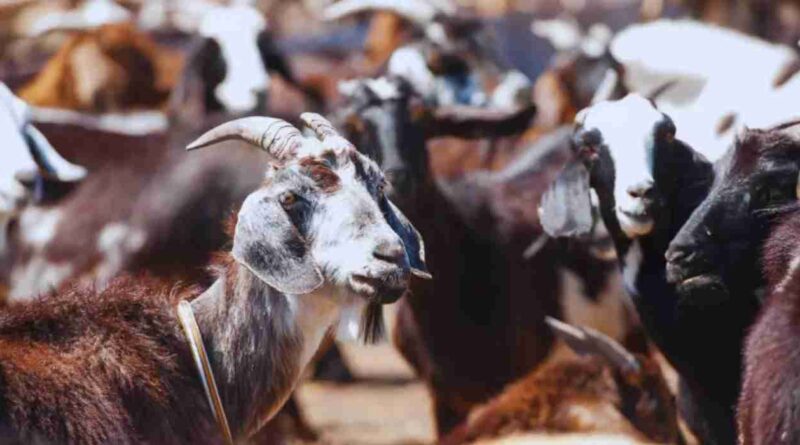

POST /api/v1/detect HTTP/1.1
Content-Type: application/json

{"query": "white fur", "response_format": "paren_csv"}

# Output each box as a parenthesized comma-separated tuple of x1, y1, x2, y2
(578, 94, 661, 238)
(9, 257, 73, 302)
(199, 4, 269, 112)
(0, 85, 37, 218)
(622, 241, 643, 293)
(18, 208, 62, 250)
(94, 222, 146, 288)
(29, 0, 131, 36)
(612, 19, 800, 161)
(387, 46, 437, 100)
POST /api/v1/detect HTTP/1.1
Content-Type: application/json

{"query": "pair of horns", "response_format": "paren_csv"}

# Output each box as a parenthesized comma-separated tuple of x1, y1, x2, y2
(323, 0, 456, 25)
(186, 113, 352, 160)
(545, 317, 641, 375)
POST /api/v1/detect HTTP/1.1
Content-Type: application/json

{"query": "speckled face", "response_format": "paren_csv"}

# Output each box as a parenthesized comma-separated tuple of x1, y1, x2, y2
(235, 147, 425, 305)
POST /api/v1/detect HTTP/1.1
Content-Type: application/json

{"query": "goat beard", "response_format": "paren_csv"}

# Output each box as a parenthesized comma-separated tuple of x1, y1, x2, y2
(359, 301, 385, 345)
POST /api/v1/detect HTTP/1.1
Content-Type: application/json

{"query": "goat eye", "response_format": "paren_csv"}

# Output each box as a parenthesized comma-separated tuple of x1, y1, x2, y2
(376, 182, 386, 197)
(279, 191, 297, 208)
(579, 144, 599, 160)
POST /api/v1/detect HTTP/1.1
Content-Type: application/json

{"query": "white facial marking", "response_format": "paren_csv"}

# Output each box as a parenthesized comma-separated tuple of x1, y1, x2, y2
(579, 94, 663, 238)
(200, 5, 268, 112)
(19, 208, 63, 250)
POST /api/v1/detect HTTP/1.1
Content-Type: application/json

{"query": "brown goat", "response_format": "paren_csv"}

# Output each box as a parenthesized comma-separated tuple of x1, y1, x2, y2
(18, 23, 178, 112)
(440, 319, 678, 445)
(737, 204, 800, 445)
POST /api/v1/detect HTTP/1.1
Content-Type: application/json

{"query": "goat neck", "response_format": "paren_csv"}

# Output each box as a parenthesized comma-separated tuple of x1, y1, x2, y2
(190, 259, 341, 439)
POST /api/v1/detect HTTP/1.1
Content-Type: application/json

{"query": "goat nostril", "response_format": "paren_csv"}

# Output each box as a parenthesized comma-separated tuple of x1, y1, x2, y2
(373, 242, 405, 265)
(627, 186, 651, 199)
(665, 247, 692, 265)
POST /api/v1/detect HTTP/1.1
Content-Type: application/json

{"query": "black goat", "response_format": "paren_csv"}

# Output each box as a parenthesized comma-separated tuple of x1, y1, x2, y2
(538, 94, 720, 443)
(339, 75, 635, 436)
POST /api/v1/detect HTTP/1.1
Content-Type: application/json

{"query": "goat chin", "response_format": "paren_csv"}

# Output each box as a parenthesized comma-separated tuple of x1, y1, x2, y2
(335, 298, 369, 343)
(616, 211, 654, 238)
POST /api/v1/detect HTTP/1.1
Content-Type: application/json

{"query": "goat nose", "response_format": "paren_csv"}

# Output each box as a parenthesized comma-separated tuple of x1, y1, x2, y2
(627, 181, 654, 199)
(373, 241, 405, 265)
(665, 245, 692, 265)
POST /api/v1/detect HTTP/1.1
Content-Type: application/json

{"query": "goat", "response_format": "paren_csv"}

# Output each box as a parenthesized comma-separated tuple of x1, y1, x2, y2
(17, 22, 175, 112)
(738, 203, 800, 445)
(0, 112, 426, 444)
(440, 318, 678, 445)
(538, 94, 721, 442)
(339, 75, 636, 436)
(663, 121, 800, 444)
(0, 82, 86, 276)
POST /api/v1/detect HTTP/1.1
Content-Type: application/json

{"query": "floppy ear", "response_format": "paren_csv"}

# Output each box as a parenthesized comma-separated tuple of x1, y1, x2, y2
(538, 160, 593, 238)
(381, 198, 431, 279)
(232, 190, 323, 294)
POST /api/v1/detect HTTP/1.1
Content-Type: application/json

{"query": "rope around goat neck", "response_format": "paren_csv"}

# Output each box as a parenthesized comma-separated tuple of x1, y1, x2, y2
(177, 300, 235, 445)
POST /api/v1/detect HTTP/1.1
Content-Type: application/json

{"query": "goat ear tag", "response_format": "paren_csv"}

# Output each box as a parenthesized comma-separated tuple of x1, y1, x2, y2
(538, 161, 593, 238)
(233, 191, 323, 294)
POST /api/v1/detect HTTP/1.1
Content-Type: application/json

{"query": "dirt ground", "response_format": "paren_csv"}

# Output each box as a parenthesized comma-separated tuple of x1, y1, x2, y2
(294, 304, 436, 445)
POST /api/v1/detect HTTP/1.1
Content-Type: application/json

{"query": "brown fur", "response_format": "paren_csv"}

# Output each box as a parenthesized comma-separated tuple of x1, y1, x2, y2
(0, 275, 215, 444)
(440, 355, 678, 445)
(738, 205, 800, 445)
(18, 23, 179, 112)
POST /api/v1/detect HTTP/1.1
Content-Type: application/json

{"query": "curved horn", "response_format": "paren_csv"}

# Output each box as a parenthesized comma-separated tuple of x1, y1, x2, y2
(545, 317, 641, 375)
(186, 117, 303, 161)
(300, 112, 355, 153)
(323, 0, 444, 25)
(24, 125, 87, 182)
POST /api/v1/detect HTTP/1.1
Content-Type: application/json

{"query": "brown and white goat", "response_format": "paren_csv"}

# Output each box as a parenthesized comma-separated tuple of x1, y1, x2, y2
(0, 113, 426, 444)
(17, 22, 177, 112)
(440, 318, 678, 445)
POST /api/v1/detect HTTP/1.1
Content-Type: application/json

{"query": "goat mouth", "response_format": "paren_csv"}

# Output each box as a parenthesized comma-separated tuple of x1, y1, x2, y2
(616, 209, 654, 237)
(348, 272, 408, 304)
(673, 273, 729, 304)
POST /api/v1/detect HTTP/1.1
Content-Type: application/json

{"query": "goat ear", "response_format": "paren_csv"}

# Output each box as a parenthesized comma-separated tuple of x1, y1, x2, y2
(382, 198, 431, 279)
(233, 189, 323, 294)
(538, 161, 593, 237)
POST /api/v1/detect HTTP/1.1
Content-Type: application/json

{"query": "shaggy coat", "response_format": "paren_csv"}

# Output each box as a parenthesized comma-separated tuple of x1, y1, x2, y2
(439, 354, 677, 445)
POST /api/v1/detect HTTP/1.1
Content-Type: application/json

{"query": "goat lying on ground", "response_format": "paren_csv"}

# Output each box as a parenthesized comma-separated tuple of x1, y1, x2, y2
(539, 94, 720, 443)
(440, 318, 678, 445)
(0, 112, 426, 444)
(339, 75, 635, 436)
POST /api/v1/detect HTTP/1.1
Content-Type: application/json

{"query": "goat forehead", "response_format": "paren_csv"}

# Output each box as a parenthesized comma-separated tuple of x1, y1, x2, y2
(579, 95, 662, 177)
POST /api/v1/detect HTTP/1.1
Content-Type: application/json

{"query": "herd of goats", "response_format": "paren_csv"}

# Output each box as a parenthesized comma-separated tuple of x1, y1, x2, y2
(2, 0, 800, 444)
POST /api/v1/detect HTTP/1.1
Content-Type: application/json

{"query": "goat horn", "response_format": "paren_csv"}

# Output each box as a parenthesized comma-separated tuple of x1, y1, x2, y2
(24, 125, 87, 182)
(186, 117, 303, 161)
(322, 0, 450, 25)
(545, 317, 641, 375)
(300, 112, 355, 153)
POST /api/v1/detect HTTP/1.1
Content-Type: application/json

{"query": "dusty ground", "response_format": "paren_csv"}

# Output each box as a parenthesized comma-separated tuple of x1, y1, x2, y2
(294, 304, 436, 445)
